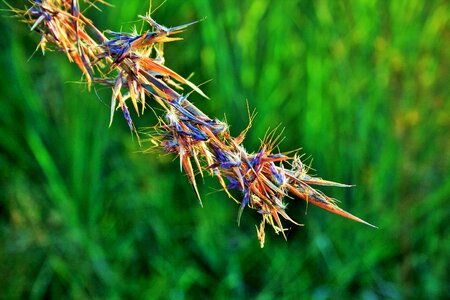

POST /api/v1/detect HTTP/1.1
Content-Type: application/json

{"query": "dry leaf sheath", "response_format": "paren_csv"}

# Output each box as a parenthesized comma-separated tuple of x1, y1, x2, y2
(12, 0, 375, 247)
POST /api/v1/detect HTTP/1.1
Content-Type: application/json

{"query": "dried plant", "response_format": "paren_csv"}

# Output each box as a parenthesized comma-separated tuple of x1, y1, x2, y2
(10, 0, 375, 247)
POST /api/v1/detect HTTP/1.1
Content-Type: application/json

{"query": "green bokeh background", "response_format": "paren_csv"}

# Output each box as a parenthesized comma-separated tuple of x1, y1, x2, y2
(1, 0, 449, 299)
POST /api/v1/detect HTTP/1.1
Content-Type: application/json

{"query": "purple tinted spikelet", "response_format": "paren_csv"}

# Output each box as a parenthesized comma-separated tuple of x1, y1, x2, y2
(13, 0, 375, 247)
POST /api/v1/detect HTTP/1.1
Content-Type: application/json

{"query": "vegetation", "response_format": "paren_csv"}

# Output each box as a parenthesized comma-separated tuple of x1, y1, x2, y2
(1, 0, 449, 298)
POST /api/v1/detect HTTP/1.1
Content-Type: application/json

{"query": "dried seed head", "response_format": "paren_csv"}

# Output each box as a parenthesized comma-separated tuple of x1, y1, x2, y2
(14, 0, 375, 247)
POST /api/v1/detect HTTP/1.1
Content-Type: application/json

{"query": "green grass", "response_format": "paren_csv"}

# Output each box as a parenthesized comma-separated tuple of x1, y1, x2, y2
(1, 0, 449, 299)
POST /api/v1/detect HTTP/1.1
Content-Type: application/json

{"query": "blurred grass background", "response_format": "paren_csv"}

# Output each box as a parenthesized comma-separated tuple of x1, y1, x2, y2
(1, 0, 449, 299)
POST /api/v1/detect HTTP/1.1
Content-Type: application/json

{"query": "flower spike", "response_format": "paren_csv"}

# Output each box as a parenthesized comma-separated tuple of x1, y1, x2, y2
(12, 0, 375, 246)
